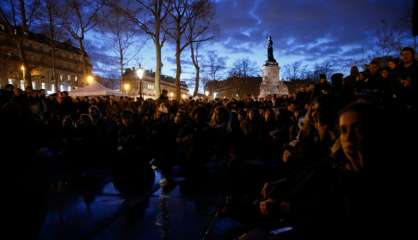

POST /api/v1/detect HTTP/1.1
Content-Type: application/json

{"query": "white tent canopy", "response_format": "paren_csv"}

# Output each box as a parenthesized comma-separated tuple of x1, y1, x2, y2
(69, 81, 123, 97)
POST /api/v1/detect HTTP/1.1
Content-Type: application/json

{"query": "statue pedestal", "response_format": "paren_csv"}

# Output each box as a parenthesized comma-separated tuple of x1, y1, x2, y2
(259, 62, 288, 98)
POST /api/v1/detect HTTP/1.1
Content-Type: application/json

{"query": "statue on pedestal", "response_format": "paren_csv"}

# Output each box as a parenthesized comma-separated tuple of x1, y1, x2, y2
(267, 36, 276, 63)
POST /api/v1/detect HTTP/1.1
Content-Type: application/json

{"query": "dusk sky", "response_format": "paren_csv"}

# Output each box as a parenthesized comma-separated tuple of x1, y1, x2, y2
(87, 0, 415, 90)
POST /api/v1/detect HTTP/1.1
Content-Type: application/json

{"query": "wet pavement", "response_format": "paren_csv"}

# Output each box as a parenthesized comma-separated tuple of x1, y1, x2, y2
(37, 171, 224, 240)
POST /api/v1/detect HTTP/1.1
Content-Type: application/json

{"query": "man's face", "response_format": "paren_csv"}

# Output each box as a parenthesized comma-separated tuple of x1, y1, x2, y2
(369, 64, 378, 75)
(339, 111, 366, 164)
(401, 50, 414, 64)
(388, 61, 396, 70)
(380, 69, 389, 79)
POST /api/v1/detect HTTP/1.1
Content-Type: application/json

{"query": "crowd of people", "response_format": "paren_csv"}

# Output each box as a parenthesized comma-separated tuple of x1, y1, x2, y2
(2, 47, 417, 239)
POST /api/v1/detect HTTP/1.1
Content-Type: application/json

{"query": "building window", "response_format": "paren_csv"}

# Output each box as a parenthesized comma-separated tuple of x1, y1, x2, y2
(148, 83, 154, 89)
(20, 80, 25, 90)
(41, 82, 46, 89)
(60, 84, 64, 92)
(67, 86, 71, 92)
(51, 83, 55, 92)
(68, 74, 71, 81)
(8, 79, 13, 84)
(60, 74, 63, 81)
(32, 82, 36, 89)
(75, 76, 78, 82)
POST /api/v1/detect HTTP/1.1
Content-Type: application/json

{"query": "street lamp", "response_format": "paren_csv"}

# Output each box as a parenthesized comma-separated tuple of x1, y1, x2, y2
(205, 90, 209, 97)
(124, 83, 130, 94)
(136, 68, 144, 98)
(181, 93, 187, 99)
(169, 92, 174, 99)
(86, 75, 94, 84)
(21, 65, 25, 82)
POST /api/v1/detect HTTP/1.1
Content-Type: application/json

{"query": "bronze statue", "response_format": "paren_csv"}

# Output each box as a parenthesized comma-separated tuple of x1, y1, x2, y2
(267, 36, 276, 62)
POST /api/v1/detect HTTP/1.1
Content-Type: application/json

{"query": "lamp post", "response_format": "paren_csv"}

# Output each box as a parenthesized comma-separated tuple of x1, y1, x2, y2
(136, 68, 144, 98)
(21, 65, 25, 86)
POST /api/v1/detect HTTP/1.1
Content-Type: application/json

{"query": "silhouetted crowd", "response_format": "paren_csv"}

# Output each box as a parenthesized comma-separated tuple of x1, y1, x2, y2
(1, 47, 417, 239)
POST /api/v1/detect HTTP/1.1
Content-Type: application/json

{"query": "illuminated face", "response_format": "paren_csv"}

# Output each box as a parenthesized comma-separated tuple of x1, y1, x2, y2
(339, 111, 366, 166)
(380, 69, 389, 79)
(401, 50, 414, 64)
(387, 61, 396, 70)
(369, 64, 378, 75)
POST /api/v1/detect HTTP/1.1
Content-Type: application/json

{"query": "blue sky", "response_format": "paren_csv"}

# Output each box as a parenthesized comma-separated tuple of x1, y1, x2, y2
(87, 0, 415, 91)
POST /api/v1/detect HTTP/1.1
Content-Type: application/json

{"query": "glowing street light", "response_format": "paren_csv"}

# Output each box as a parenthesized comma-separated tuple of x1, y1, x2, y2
(86, 75, 94, 84)
(21, 65, 25, 82)
(136, 68, 144, 79)
(169, 92, 174, 99)
(205, 90, 209, 97)
(181, 93, 187, 99)
(136, 68, 144, 98)
(124, 83, 131, 93)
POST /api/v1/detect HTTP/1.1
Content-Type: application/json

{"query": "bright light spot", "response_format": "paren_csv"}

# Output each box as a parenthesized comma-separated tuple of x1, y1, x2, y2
(20, 65, 25, 71)
(181, 93, 187, 99)
(41, 82, 46, 89)
(20, 80, 25, 90)
(169, 92, 174, 98)
(205, 90, 209, 96)
(136, 68, 145, 79)
(86, 75, 94, 84)
(124, 83, 130, 91)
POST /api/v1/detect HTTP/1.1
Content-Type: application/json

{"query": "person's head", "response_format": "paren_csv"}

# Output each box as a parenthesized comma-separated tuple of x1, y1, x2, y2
(62, 115, 74, 128)
(174, 109, 185, 125)
(368, 62, 379, 75)
(161, 89, 168, 97)
(387, 58, 397, 70)
(380, 68, 390, 79)
(5, 84, 14, 92)
(213, 106, 228, 125)
(338, 102, 380, 170)
(78, 114, 92, 128)
(287, 101, 296, 112)
(120, 110, 134, 127)
(193, 106, 208, 124)
(263, 108, 274, 122)
(88, 105, 101, 120)
(400, 47, 416, 65)
(350, 66, 359, 76)
(29, 99, 41, 114)
(319, 73, 327, 83)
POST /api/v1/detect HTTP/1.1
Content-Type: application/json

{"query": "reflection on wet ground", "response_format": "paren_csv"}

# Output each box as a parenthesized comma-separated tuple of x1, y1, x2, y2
(37, 171, 223, 240)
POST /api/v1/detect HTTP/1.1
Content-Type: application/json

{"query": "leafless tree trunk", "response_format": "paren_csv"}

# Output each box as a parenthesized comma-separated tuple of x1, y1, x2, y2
(102, 3, 142, 91)
(167, 0, 214, 100)
(190, 41, 200, 96)
(115, 0, 171, 97)
(61, 0, 102, 86)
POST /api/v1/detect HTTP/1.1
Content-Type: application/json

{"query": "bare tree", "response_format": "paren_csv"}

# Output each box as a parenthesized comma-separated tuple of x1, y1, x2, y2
(283, 62, 304, 80)
(165, 0, 214, 99)
(228, 58, 258, 78)
(204, 50, 225, 81)
(60, 0, 103, 86)
(313, 61, 334, 80)
(114, 0, 172, 97)
(186, 0, 215, 97)
(37, 0, 66, 91)
(102, 2, 144, 90)
(0, 0, 42, 88)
